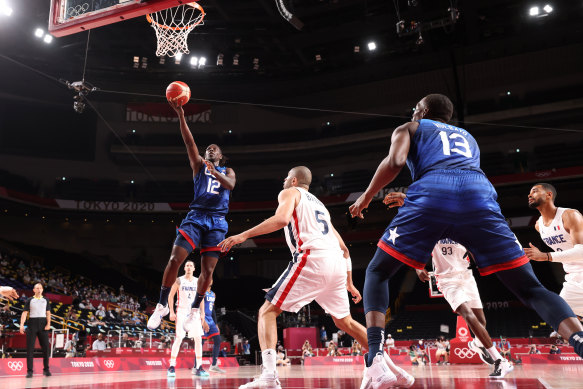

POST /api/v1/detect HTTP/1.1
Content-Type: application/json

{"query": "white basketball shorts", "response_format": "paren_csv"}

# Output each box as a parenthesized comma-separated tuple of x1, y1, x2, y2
(436, 270, 483, 311)
(560, 276, 583, 317)
(265, 249, 350, 319)
(175, 308, 203, 340)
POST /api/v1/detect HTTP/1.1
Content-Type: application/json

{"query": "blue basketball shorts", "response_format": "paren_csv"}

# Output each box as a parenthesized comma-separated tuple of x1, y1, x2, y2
(203, 320, 220, 340)
(379, 170, 527, 275)
(174, 210, 228, 258)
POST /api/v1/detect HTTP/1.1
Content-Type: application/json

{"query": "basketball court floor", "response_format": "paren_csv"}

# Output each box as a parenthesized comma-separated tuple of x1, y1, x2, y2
(3, 364, 582, 389)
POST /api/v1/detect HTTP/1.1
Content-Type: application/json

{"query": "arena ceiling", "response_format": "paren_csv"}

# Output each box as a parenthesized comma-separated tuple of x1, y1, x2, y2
(0, 0, 581, 94)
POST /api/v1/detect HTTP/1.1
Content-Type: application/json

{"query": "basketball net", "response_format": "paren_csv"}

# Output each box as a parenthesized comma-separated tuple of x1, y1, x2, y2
(146, 2, 205, 57)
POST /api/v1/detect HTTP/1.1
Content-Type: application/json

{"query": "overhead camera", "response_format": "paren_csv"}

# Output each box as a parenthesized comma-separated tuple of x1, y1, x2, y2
(396, 20, 405, 33)
(62, 80, 98, 114)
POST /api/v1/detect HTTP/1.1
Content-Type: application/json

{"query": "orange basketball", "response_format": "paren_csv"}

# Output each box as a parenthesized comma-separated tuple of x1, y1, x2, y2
(166, 81, 191, 106)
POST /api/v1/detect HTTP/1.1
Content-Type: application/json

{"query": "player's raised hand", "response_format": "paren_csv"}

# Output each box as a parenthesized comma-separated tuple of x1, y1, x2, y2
(415, 269, 430, 282)
(383, 192, 406, 208)
(347, 284, 362, 304)
(204, 160, 217, 175)
(349, 193, 372, 219)
(0, 286, 18, 301)
(219, 234, 247, 252)
(524, 242, 549, 261)
(168, 98, 184, 115)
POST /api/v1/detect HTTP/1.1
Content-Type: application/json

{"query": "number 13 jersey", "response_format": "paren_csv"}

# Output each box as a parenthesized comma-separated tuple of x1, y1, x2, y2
(284, 187, 342, 255)
(407, 119, 483, 181)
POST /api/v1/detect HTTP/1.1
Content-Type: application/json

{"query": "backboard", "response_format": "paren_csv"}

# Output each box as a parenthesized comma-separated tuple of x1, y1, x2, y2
(49, 0, 192, 37)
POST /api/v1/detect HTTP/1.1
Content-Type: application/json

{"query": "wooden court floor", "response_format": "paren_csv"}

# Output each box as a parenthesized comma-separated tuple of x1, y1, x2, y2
(3, 363, 582, 389)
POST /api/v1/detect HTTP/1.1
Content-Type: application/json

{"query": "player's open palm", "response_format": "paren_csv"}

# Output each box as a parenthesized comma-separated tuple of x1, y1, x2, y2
(219, 234, 246, 252)
(524, 242, 547, 261)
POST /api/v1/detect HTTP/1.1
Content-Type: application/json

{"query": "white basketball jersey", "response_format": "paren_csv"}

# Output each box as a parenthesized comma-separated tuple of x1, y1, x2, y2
(538, 208, 583, 278)
(176, 275, 198, 311)
(432, 239, 469, 276)
(284, 187, 342, 255)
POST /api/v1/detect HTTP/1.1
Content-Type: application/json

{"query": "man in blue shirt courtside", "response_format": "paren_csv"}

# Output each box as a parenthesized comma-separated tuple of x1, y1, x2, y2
(147, 99, 236, 333)
(349, 94, 583, 388)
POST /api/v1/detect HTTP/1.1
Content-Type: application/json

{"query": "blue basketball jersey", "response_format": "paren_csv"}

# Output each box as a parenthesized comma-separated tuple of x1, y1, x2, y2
(190, 165, 230, 215)
(406, 119, 483, 181)
(204, 291, 216, 323)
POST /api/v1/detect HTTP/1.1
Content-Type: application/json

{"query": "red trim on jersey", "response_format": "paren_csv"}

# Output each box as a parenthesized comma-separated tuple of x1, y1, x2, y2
(275, 249, 310, 308)
(377, 240, 426, 270)
(292, 210, 303, 250)
(478, 255, 529, 276)
(201, 247, 221, 253)
(178, 229, 196, 250)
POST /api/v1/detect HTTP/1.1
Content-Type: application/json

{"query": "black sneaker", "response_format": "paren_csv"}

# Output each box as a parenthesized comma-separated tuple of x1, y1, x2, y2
(43, 370, 52, 377)
(468, 340, 495, 365)
(26, 372, 33, 378)
(489, 359, 514, 378)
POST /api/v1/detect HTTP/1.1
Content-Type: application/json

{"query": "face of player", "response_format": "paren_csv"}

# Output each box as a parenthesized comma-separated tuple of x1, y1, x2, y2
(412, 99, 428, 122)
(283, 170, 296, 189)
(205, 144, 222, 163)
(184, 261, 195, 275)
(33, 283, 43, 296)
(528, 185, 550, 209)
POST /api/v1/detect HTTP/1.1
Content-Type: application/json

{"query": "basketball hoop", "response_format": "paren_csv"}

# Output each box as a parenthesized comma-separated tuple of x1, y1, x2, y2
(146, 2, 205, 57)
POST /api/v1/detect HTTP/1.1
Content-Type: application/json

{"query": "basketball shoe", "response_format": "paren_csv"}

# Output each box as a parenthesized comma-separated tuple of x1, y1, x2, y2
(360, 354, 397, 389)
(384, 352, 414, 387)
(183, 308, 200, 333)
(468, 340, 495, 365)
(147, 303, 169, 330)
(210, 365, 226, 373)
(167, 366, 176, 377)
(239, 367, 281, 389)
(192, 366, 209, 377)
(489, 359, 513, 378)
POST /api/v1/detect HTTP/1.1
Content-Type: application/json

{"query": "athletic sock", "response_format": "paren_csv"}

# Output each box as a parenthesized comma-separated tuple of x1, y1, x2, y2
(367, 327, 384, 366)
(487, 346, 503, 361)
(192, 292, 205, 309)
(159, 286, 171, 306)
(569, 331, 583, 358)
(262, 349, 277, 373)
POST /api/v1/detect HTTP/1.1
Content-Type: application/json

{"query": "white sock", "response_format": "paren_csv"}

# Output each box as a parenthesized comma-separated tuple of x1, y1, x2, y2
(487, 346, 503, 361)
(262, 349, 277, 373)
(195, 337, 203, 368)
(169, 358, 176, 367)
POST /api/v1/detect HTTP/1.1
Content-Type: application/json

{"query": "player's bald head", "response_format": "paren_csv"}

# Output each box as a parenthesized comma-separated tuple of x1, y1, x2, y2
(290, 166, 312, 187)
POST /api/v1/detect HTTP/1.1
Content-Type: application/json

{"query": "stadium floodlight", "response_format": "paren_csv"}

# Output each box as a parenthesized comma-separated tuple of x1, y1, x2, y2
(543, 4, 553, 13)
(35, 28, 44, 38)
(175, 52, 183, 64)
(43, 34, 53, 44)
(529, 6, 539, 16)
(367, 41, 377, 51)
(190, 56, 198, 66)
(198, 57, 206, 67)
(0, 1, 13, 16)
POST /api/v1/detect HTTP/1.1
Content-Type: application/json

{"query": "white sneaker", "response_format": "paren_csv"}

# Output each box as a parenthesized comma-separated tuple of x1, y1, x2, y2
(183, 308, 200, 333)
(209, 365, 226, 373)
(468, 340, 495, 365)
(239, 369, 281, 389)
(147, 303, 169, 330)
(362, 354, 397, 389)
(489, 358, 514, 378)
(383, 352, 414, 387)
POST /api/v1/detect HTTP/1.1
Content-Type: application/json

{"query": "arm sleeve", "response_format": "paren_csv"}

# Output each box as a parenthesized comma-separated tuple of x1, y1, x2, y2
(24, 298, 30, 311)
(212, 308, 218, 324)
(345, 257, 352, 272)
(551, 244, 583, 264)
(45, 298, 51, 311)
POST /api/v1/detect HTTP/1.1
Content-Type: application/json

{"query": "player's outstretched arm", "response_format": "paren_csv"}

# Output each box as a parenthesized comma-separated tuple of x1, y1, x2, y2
(167, 280, 179, 321)
(349, 123, 413, 219)
(548, 209, 583, 263)
(169, 100, 203, 174)
(0, 286, 18, 300)
(219, 188, 299, 251)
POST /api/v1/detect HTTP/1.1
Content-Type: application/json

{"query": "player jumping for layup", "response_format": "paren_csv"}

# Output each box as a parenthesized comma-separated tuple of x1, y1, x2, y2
(349, 94, 583, 387)
(220, 166, 413, 389)
(148, 100, 236, 331)
(166, 260, 208, 377)
(525, 183, 583, 319)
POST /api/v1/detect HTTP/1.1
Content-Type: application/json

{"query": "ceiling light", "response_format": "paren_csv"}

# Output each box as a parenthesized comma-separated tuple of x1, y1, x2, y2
(133, 56, 139, 63)
(529, 6, 539, 16)
(217, 53, 224, 66)
(233, 54, 239, 66)
(190, 56, 198, 66)
(0, 1, 13, 16)
(543, 4, 553, 13)
(198, 57, 206, 67)
(35, 28, 44, 38)
(159, 57, 165, 65)
(354, 45, 360, 53)
(315, 54, 322, 61)
(367, 42, 376, 51)
(43, 34, 53, 44)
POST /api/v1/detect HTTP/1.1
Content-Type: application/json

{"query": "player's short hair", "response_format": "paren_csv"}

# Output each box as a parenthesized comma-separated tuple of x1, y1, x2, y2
(291, 166, 312, 187)
(535, 182, 557, 201)
(206, 144, 228, 167)
(185, 259, 195, 267)
(422, 94, 454, 122)
(33, 282, 44, 289)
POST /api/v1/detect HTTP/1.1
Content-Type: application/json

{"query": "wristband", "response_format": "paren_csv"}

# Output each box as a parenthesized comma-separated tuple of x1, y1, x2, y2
(345, 256, 352, 272)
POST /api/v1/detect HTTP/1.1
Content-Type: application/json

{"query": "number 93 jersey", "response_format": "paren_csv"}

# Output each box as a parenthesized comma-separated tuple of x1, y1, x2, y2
(284, 187, 342, 255)
(431, 239, 470, 276)
(190, 165, 230, 215)
(407, 119, 483, 181)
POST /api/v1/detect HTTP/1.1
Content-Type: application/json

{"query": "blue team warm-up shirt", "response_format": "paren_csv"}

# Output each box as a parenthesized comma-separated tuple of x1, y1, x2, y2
(176, 165, 231, 252)
(203, 291, 220, 339)
(379, 119, 527, 275)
